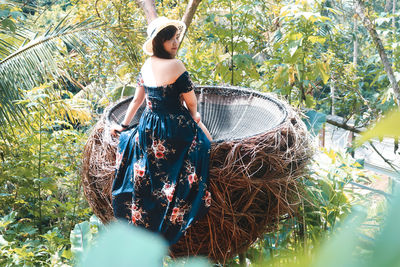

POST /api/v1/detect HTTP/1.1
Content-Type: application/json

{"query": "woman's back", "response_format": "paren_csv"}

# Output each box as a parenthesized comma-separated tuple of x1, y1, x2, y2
(141, 57, 186, 88)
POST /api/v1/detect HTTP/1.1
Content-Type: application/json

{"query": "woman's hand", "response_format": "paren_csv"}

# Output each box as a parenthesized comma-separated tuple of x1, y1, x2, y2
(193, 112, 201, 124)
(110, 124, 126, 137)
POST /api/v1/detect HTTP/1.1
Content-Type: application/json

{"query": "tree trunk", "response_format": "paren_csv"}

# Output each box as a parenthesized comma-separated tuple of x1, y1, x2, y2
(135, 0, 202, 30)
(393, 0, 397, 70)
(385, 0, 393, 12)
(135, 0, 203, 46)
(182, 0, 202, 29)
(331, 81, 335, 115)
(179, 0, 203, 48)
(134, 0, 158, 24)
(354, 0, 400, 105)
(353, 18, 358, 66)
(393, 0, 397, 30)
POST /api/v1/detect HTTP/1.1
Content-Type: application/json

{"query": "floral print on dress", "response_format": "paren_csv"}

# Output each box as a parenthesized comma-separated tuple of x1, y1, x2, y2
(152, 139, 167, 159)
(134, 163, 145, 178)
(187, 166, 198, 187)
(190, 138, 197, 150)
(135, 132, 139, 143)
(169, 202, 190, 225)
(132, 159, 146, 188)
(162, 183, 175, 202)
(203, 190, 212, 208)
(170, 207, 184, 224)
(130, 202, 146, 225)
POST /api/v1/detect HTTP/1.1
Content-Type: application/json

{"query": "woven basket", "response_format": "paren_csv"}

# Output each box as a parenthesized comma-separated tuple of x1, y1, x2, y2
(81, 85, 313, 263)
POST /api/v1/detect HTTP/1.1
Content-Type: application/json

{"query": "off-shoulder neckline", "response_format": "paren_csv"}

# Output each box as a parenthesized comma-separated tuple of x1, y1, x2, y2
(141, 71, 188, 89)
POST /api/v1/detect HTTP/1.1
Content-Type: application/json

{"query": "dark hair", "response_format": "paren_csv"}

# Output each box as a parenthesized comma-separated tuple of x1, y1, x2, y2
(152, 25, 178, 59)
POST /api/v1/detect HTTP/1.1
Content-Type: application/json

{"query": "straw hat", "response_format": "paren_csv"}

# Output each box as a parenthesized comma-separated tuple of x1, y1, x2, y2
(142, 17, 186, 56)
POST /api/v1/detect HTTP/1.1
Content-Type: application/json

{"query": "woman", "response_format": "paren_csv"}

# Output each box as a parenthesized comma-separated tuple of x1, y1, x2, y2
(110, 17, 212, 246)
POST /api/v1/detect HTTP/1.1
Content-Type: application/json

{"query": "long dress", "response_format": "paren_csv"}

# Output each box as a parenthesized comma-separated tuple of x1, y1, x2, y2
(111, 70, 212, 245)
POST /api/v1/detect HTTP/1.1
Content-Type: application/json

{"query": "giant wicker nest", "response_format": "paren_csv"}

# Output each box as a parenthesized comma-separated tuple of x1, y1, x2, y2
(81, 85, 313, 263)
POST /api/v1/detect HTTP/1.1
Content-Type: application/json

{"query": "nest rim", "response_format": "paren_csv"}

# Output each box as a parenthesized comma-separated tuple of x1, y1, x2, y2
(105, 85, 288, 144)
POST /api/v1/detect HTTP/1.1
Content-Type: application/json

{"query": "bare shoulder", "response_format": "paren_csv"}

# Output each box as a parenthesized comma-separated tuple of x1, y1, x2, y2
(140, 58, 151, 73)
(166, 59, 186, 73)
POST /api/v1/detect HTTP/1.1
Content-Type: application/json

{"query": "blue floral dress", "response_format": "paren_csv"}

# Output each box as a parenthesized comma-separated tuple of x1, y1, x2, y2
(111, 71, 212, 245)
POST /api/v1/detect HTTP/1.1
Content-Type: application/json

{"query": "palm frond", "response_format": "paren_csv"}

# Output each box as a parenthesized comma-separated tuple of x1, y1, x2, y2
(2, 0, 43, 13)
(0, 16, 104, 127)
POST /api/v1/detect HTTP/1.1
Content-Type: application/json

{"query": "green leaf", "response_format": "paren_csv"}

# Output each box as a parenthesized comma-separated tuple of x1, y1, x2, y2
(0, 210, 16, 229)
(274, 65, 289, 88)
(316, 61, 330, 84)
(288, 39, 302, 57)
(70, 221, 92, 261)
(0, 234, 8, 246)
(368, 185, 400, 266)
(305, 94, 316, 108)
(311, 207, 367, 267)
(10, 11, 24, 20)
(304, 110, 326, 136)
(355, 109, 400, 146)
(309, 36, 326, 44)
(0, 9, 10, 18)
(78, 222, 168, 267)
(1, 18, 16, 32)
(62, 248, 73, 260)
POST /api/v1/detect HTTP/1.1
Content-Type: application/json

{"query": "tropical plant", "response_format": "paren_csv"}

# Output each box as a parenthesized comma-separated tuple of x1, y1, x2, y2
(0, 1, 103, 131)
(0, 83, 92, 266)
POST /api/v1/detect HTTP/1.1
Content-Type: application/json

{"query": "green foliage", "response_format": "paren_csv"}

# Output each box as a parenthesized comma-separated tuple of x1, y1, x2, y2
(0, 7, 103, 129)
(70, 0, 145, 89)
(181, 0, 267, 86)
(252, 183, 400, 267)
(260, 1, 334, 107)
(238, 147, 379, 266)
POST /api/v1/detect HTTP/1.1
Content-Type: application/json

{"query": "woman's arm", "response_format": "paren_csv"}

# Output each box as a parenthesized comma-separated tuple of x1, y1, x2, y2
(110, 84, 146, 136)
(198, 121, 213, 141)
(181, 91, 213, 141)
(121, 85, 146, 125)
(181, 90, 197, 118)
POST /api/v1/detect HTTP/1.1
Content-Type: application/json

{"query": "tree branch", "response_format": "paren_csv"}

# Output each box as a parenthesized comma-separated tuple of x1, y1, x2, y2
(369, 141, 400, 175)
(349, 181, 392, 199)
(325, 115, 400, 176)
(326, 115, 364, 134)
(354, 0, 400, 105)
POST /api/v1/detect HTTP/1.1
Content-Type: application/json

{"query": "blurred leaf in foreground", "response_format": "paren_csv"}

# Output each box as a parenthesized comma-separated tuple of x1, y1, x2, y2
(78, 222, 167, 267)
(355, 109, 400, 146)
(76, 221, 211, 267)
(313, 185, 400, 267)
(311, 206, 367, 267)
